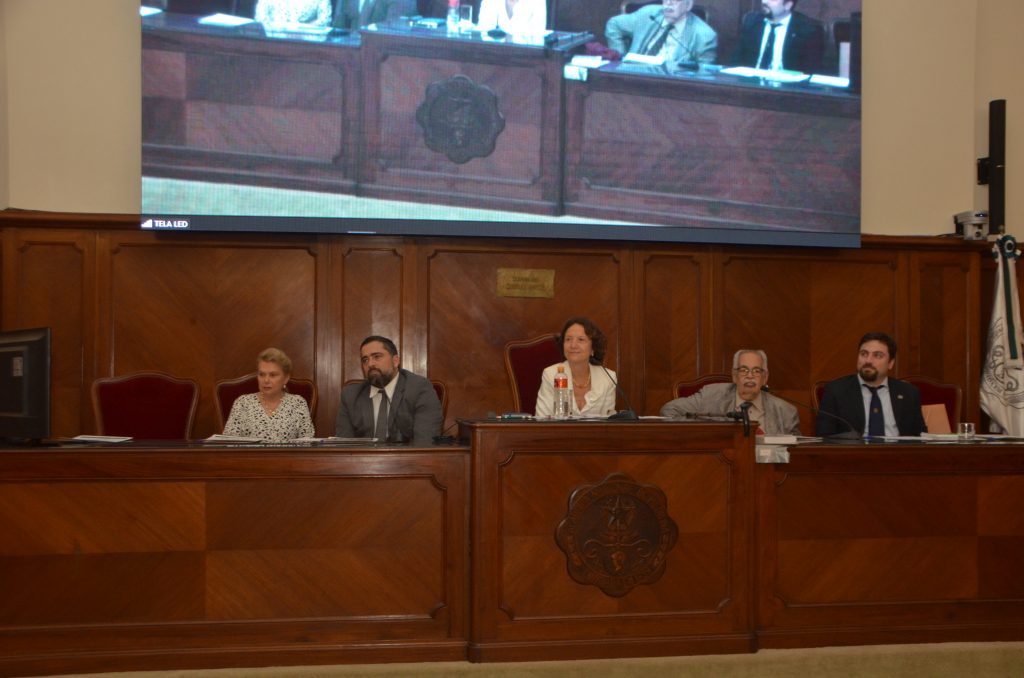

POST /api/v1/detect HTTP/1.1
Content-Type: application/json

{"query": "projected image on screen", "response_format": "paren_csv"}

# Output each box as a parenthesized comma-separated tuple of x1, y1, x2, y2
(141, 0, 862, 247)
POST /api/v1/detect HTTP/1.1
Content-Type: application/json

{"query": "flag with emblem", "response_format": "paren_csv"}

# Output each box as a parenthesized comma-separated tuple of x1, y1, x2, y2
(980, 235, 1024, 434)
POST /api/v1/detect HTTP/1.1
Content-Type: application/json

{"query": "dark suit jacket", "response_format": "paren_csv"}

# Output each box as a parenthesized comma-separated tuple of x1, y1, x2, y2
(332, 0, 414, 29)
(732, 10, 825, 75)
(334, 368, 442, 446)
(816, 375, 927, 437)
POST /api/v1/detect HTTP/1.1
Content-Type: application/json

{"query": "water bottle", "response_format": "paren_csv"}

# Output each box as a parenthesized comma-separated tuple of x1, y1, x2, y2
(446, 0, 460, 32)
(554, 365, 571, 419)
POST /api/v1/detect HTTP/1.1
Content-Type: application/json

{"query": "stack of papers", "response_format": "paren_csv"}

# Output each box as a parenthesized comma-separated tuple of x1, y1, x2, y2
(198, 13, 255, 27)
(202, 433, 263, 443)
(68, 434, 133, 444)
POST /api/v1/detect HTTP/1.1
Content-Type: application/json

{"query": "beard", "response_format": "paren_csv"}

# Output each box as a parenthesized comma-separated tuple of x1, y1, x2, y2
(858, 365, 878, 382)
(366, 367, 395, 388)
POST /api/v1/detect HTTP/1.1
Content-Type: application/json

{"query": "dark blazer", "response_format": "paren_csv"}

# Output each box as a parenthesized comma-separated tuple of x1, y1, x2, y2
(332, 0, 414, 29)
(334, 368, 442, 446)
(732, 10, 825, 75)
(816, 374, 927, 437)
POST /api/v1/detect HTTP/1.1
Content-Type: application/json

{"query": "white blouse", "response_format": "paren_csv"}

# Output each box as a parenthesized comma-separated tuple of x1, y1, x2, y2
(477, 0, 547, 35)
(535, 362, 618, 418)
(223, 392, 315, 442)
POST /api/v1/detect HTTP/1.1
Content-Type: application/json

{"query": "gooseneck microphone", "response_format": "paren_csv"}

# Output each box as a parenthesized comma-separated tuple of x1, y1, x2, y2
(600, 365, 638, 420)
(760, 385, 862, 441)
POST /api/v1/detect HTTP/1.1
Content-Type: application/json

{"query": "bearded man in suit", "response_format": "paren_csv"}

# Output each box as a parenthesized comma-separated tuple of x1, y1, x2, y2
(816, 332, 926, 437)
(733, 0, 825, 74)
(335, 335, 442, 446)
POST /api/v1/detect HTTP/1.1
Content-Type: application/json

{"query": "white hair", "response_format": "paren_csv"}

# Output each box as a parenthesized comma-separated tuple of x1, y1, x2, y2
(732, 349, 768, 373)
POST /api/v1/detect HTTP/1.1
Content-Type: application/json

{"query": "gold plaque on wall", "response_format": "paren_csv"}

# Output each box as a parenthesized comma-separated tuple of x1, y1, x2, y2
(496, 268, 555, 299)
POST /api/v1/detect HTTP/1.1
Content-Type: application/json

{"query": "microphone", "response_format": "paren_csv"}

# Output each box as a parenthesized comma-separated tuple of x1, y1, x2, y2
(760, 385, 862, 441)
(600, 365, 638, 420)
(738, 400, 752, 437)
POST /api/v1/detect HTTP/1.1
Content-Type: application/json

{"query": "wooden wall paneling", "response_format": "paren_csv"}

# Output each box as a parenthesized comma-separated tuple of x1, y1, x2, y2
(96, 233, 319, 438)
(907, 250, 981, 422)
(2, 229, 95, 437)
(315, 239, 346, 437)
(425, 243, 624, 422)
(339, 241, 406, 414)
(638, 250, 711, 415)
(716, 249, 900, 433)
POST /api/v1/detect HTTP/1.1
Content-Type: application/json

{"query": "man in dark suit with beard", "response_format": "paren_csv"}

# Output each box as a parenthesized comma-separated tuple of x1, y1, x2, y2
(733, 0, 825, 74)
(817, 332, 927, 438)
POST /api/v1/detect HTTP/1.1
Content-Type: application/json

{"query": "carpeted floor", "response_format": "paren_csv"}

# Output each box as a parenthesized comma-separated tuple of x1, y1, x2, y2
(42, 641, 1024, 678)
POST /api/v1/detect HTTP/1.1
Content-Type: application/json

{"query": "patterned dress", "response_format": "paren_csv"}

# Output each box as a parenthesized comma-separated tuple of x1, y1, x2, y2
(255, 0, 332, 26)
(223, 393, 315, 442)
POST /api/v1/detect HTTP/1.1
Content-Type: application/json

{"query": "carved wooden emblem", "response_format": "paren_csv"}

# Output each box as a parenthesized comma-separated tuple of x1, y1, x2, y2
(415, 74, 505, 164)
(555, 473, 678, 597)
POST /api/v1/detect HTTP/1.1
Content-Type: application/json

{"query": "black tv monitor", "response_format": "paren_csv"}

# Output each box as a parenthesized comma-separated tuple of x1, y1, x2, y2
(0, 327, 52, 444)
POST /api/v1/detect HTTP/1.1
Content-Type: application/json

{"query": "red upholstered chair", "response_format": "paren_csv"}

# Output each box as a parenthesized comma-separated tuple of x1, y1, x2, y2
(431, 380, 449, 421)
(504, 334, 562, 414)
(673, 373, 732, 399)
(812, 380, 829, 409)
(215, 373, 317, 429)
(92, 371, 199, 439)
(904, 375, 962, 430)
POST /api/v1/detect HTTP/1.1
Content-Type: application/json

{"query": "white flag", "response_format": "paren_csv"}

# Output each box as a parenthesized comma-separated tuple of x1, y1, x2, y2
(980, 235, 1024, 435)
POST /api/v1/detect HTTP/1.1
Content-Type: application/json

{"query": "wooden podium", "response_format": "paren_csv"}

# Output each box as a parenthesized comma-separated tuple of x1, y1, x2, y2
(461, 420, 756, 661)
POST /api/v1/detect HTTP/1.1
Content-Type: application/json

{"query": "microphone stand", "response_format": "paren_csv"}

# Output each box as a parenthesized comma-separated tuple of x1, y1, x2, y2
(760, 385, 862, 441)
(600, 365, 637, 420)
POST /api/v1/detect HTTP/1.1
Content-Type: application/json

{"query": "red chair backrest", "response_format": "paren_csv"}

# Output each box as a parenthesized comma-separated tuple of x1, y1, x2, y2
(673, 373, 732, 399)
(215, 373, 317, 428)
(504, 334, 562, 414)
(431, 380, 448, 421)
(92, 371, 199, 439)
(904, 376, 962, 428)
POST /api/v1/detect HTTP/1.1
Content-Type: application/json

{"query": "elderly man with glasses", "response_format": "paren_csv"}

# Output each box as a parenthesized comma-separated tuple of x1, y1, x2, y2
(660, 349, 801, 435)
(605, 0, 718, 64)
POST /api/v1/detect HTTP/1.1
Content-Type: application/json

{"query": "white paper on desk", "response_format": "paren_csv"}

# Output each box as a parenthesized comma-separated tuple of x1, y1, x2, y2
(71, 434, 133, 443)
(198, 13, 255, 27)
(622, 53, 665, 66)
(809, 73, 849, 88)
(571, 55, 609, 69)
(720, 66, 810, 83)
(203, 433, 263, 443)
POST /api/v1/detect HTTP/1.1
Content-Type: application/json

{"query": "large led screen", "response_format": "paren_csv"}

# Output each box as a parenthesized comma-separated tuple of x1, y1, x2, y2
(141, 0, 862, 247)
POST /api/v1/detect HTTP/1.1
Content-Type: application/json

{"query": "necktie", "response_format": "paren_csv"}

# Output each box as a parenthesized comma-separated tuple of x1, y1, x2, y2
(645, 23, 672, 57)
(865, 385, 884, 437)
(759, 22, 781, 69)
(374, 392, 389, 442)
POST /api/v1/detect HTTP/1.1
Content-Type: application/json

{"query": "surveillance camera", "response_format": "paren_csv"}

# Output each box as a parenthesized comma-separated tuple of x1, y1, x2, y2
(954, 210, 989, 240)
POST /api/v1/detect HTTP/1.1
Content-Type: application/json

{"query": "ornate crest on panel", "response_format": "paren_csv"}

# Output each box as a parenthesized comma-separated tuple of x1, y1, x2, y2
(415, 74, 505, 164)
(555, 472, 678, 597)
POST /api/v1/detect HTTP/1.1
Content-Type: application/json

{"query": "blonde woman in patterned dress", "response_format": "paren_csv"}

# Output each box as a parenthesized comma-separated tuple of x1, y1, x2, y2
(223, 348, 315, 442)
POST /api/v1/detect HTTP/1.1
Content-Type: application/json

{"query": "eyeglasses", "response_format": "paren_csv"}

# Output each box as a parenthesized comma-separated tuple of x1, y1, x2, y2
(734, 367, 765, 376)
